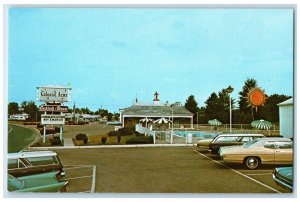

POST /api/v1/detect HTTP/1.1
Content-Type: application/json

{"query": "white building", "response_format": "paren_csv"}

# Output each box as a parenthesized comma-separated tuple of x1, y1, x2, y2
(277, 98, 293, 138)
(9, 113, 29, 121)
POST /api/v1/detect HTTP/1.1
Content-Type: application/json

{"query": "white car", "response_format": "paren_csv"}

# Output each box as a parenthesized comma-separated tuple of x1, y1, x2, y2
(219, 137, 293, 169)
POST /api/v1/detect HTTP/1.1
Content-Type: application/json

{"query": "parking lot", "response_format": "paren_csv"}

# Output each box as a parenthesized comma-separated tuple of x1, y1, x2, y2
(53, 146, 291, 194)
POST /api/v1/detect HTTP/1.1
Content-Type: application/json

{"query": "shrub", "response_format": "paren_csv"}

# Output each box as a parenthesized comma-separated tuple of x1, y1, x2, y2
(72, 138, 84, 146)
(108, 131, 119, 136)
(118, 127, 134, 136)
(51, 137, 64, 146)
(101, 136, 107, 144)
(126, 136, 153, 144)
(76, 133, 88, 144)
(134, 131, 144, 136)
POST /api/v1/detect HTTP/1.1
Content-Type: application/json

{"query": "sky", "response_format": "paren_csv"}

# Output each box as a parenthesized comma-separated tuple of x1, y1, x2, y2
(7, 7, 294, 113)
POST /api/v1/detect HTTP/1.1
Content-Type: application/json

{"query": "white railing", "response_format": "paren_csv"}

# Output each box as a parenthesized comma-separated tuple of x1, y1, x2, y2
(135, 124, 156, 144)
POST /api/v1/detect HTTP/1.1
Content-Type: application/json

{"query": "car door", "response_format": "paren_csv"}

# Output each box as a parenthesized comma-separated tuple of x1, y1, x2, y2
(26, 156, 60, 175)
(261, 141, 276, 164)
(8, 158, 29, 177)
(274, 141, 293, 164)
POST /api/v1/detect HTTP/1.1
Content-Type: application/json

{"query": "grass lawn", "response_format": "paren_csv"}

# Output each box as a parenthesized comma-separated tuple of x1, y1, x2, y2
(8, 124, 39, 153)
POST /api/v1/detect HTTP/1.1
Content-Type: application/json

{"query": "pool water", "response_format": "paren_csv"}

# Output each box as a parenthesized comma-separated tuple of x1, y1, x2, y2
(174, 131, 219, 139)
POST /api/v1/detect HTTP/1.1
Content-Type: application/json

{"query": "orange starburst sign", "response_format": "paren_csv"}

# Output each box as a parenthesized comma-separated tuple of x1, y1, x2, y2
(247, 88, 266, 111)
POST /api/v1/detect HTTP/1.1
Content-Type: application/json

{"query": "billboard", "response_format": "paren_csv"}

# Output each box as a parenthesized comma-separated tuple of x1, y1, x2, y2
(41, 115, 65, 125)
(37, 86, 71, 102)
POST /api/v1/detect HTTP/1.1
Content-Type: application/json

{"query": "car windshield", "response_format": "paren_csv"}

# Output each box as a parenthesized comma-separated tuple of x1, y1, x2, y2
(243, 139, 261, 148)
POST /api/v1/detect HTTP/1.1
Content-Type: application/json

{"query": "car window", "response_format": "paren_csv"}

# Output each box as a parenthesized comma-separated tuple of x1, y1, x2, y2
(252, 136, 263, 140)
(214, 136, 239, 143)
(26, 156, 58, 166)
(240, 137, 251, 142)
(8, 159, 26, 169)
(276, 141, 293, 149)
(264, 142, 276, 149)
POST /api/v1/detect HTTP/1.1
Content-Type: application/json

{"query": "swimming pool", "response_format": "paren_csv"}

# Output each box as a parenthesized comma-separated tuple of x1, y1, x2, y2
(174, 131, 219, 139)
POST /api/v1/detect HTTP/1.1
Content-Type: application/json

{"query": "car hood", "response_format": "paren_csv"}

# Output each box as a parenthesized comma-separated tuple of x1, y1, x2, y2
(275, 167, 293, 181)
(22, 176, 59, 189)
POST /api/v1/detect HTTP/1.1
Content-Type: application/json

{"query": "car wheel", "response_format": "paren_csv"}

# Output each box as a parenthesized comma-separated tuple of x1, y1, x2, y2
(244, 156, 260, 170)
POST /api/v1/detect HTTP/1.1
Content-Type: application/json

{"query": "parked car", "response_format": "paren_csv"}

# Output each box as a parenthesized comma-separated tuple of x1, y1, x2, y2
(8, 150, 65, 178)
(207, 134, 265, 154)
(272, 167, 293, 192)
(219, 137, 293, 169)
(8, 171, 68, 192)
(197, 138, 214, 148)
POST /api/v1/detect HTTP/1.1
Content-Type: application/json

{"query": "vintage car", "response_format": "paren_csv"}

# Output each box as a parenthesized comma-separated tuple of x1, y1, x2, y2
(197, 138, 214, 148)
(206, 134, 265, 154)
(8, 171, 68, 192)
(219, 137, 293, 169)
(8, 150, 65, 178)
(272, 167, 293, 192)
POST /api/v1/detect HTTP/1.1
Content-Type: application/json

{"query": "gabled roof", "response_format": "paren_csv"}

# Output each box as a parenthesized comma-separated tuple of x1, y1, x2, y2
(277, 98, 293, 106)
(121, 105, 193, 117)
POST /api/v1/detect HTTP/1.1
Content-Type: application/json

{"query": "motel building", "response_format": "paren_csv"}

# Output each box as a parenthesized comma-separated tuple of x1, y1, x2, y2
(9, 113, 29, 121)
(278, 98, 293, 139)
(119, 92, 194, 129)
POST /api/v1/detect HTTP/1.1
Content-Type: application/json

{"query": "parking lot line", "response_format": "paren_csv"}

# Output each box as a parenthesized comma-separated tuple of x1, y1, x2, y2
(246, 173, 273, 176)
(193, 150, 282, 193)
(91, 165, 96, 193)
(65, 175, 93, 181)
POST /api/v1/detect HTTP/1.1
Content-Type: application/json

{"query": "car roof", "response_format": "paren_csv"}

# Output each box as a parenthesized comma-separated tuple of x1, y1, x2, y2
(216, 134, 264, 137)
(7, 150, 57, 159)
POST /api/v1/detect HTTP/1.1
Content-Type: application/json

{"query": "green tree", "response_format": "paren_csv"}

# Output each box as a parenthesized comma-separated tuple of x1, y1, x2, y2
(238, 78, 258, 123)
(204, 92, 219, 122)
(184, 95, 199, 123)
(80, 107, 92, 114)
(262, 94, 292, 123)
(22, 101, 40, 121)
(204, 89, 235, 124)
(8, 102, 19, 115)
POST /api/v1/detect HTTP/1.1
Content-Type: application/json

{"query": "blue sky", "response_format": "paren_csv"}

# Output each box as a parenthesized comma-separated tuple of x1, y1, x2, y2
(8, 8, 294, 112)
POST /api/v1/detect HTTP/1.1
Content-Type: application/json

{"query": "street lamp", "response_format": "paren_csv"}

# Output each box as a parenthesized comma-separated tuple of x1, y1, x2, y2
(226, 85, 234, 132)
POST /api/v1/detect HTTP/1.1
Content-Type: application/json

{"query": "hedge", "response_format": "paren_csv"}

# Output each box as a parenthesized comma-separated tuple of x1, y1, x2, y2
(126, 136, 153, 144)
(108, 127, 135, 137)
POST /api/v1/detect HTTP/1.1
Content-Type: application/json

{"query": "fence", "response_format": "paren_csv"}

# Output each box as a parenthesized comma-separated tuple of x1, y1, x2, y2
(63, 165, 96, 193)
(135, 123, 280, 145)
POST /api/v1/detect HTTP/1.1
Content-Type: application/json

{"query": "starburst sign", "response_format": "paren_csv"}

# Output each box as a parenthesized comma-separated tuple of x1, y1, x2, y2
(247, 87, 266, 111)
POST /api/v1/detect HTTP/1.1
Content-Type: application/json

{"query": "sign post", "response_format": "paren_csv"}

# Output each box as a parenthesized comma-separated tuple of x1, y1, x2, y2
(37, 86, 71, 143)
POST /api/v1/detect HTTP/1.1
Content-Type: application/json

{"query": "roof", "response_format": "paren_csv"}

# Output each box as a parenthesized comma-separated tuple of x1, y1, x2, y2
(278, 98, 293, 106)
(7, 150, 57, 159)
(121, 105, 193, 117)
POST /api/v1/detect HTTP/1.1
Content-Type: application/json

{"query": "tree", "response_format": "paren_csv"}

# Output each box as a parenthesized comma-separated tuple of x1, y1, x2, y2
(204, 89, 235, 124)
(204, 92, 219, 122)
(22, 101, 40, 121)
(238, 78, 259, 123)
(184, 95, 199, 123)
(262, 94, 292, 123)
(80, 107, 92, 114)
(8, 102, 19, 115)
